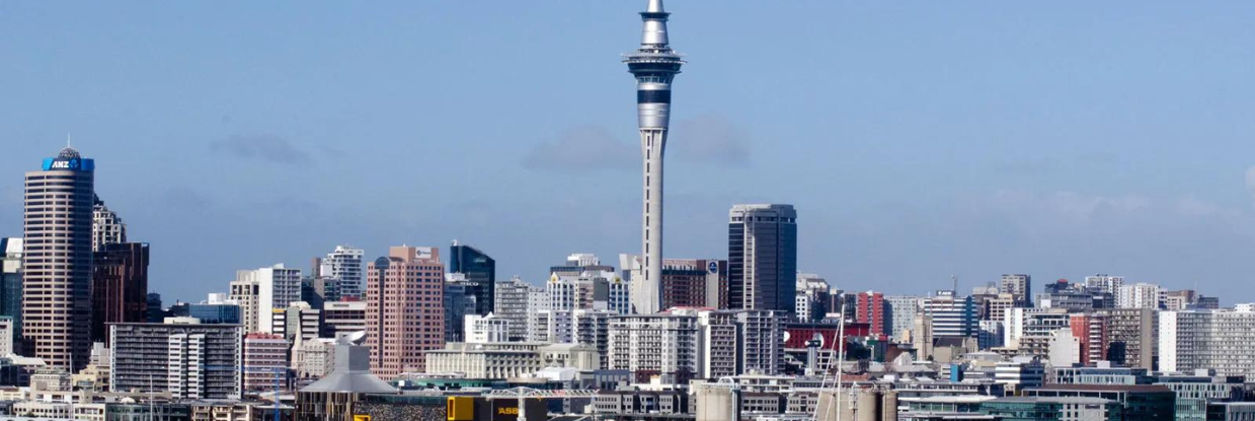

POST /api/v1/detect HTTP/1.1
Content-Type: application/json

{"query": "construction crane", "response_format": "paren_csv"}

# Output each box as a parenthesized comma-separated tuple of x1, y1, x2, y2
(485, 387, 598, 421)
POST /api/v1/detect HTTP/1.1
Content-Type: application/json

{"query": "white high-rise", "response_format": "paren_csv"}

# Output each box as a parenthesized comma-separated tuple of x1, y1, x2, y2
(1160, 306, 1255, 377)
(1084, 274, 1124, 295)
(319, 245, 364, 299)
(234, 264, 301, 334)
(625, 0, 684, 315)
(1117, 283, 1161, 309)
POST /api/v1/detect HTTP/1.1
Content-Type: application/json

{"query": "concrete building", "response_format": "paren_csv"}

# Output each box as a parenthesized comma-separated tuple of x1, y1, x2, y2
(653, 258, 727, 310)
(228, 279, 260, 333)
(448, 242, 495, 316)
(794, 273, 832, 322)
(573, 309, 615, 369)
(464, 313, 509, 344)
(608, 313, 699, 383)
(1160, 307, 1255, 378)
(1069, 313, 1106, 366)
(1100, 307, 1156, 370)
(318, 245, 364, 300)
(1048, 328, 1081, 367)
(1118, 283, 1161, 309)
(320, 300, 365, 339)
(924, 290, 976, 338)
(1084, 275, 1125, 297)
(994, 356, 1045, 394)
(1, 238, 23, 348)
(999, 274, 1032, 307)
(625, 0, 684, 316)
(492, 276, 531, 342)
(728, 204, 798, 314)
(91, 197, 126, 253)
(272, 301, 321, 344)
(1156, 371, 1246, 421)
(22, 147, 95, 370)
(365, 246, 444, 379)
(694, 309, 786, 378)
(293, 337, 337, 380)
(90, 242, 149, 344)
(885, 295, 923, 342)
(424, 342, 598, 379)
(234, 264, 302, 335)
(109, 321, 243, 399)
(243, 333, 289, 393)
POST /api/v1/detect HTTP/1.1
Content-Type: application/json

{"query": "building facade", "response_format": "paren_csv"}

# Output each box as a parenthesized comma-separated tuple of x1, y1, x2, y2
(999, 274, 1032, 307)
(235, 264, 302, 334)
(23, 147, 95, 370)
(728, 204, 798, 313)
(365, 246, 444, 379)
(493, 277, 530, 342)
(448, 243, 495, 316)
(1160, 307, 1255, 378)
(318, 245, 364, 300)
(608, 313, 698, 384)
(109, 321, 242, 399)
(90, 242, 149, 344)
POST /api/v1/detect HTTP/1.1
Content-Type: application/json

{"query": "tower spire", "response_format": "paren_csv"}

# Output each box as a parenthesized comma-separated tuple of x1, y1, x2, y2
(625, 0, 684, 315)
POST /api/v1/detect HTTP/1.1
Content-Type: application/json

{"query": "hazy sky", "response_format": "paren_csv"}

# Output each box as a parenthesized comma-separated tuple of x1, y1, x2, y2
(3, 1, 1255, 303)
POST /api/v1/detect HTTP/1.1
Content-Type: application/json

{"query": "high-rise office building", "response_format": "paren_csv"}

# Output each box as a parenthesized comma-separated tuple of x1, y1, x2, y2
(90, 242, 149, 344)
(1069, 313, 1106, 366)
(885, 295, 923, 341)
(855, 291, 887, 337)
(91, 197, 126, 253)
(145, 293, 164, 323)
(923, 290, 977, 338)
(271, 301, 321, 344)
(657, 258, 726, 311)
(0, 238, 23, 348)
(23, 147, 95, 370)
(443, 275, 478, 343)
(493, 277, 531, 342)
(999, 274, 1032, 307)
(625, 0, 684, 315)
(234, 264, 302, 334)
(110, 320, 243, 399)
(449, 242, 495, 316)
(318, 245, 364, 300)
(365, 246, 444, 379)
(728, 204, 798, 313)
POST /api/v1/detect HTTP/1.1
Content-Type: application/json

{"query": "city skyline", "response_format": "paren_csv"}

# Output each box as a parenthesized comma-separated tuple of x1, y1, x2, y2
(3, 2, 1255, 303)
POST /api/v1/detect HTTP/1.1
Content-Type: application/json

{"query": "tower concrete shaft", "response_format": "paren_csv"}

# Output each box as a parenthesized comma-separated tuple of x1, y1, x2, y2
(625, 0, 683, 314)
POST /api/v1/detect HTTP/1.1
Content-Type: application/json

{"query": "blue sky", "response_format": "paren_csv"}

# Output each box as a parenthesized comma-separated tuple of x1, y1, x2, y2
(2, 1, 1254, 303)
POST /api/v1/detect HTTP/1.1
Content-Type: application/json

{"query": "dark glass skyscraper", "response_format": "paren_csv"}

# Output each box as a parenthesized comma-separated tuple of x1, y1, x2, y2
(91, 242, 150, 344)
(449, 242, 495, 316)
(728, 204, 798, 313)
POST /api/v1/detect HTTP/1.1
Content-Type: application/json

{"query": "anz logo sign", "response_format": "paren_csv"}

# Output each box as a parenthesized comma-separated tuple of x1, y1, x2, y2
(50, 158, 80, 169)
(42, 158, 92, 172)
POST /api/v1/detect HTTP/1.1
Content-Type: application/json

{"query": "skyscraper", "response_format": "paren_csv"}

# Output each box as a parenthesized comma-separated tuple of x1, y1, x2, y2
(23, 147, 95, 370)
(365, 246, 444, 379)
(0, 238, 22, 348)
(448, 242, 495, 316)
(625, 0, 684, 315)
(90, 242, 149, 344)
(319, 245, 364, 300)
(234, 264, 302, 334)
(855, 291, 887, 337)
(728, 204, 798, 313)
(91, 197, 126, 253)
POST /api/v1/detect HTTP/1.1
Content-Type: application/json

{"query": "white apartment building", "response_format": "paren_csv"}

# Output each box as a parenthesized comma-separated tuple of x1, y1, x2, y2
(1160, 306, 1255, 378)
(608, 313, 699, 383)
(465, 313, 510, 344)
(1117, 283, 1161, 309)
(235, 264, 301, 334)
(319, 245, 364, 299)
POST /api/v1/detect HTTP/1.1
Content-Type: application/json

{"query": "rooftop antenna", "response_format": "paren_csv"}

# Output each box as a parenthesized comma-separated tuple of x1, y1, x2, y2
(952, 275, 958, 294)
(66, 133, 72, 148)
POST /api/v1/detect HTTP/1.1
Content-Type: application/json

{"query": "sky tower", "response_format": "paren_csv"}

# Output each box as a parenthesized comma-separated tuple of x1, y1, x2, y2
(625, 0, 683, 315)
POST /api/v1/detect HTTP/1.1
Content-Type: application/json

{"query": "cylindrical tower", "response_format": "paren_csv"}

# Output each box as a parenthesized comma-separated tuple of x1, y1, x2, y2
(625, 0, 684, 315)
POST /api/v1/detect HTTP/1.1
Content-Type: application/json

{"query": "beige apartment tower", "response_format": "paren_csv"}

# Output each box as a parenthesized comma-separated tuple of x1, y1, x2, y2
(22, 147, 96, 370)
